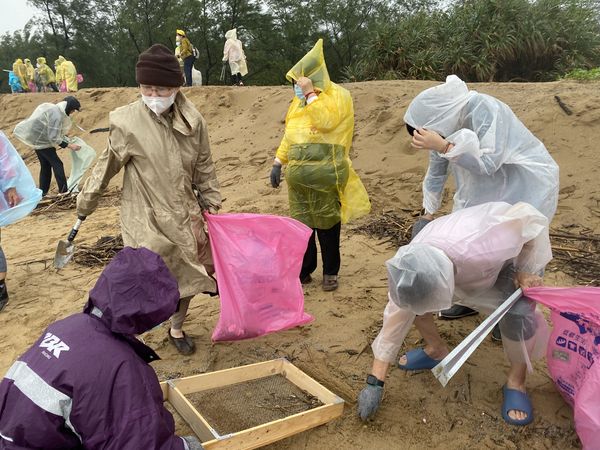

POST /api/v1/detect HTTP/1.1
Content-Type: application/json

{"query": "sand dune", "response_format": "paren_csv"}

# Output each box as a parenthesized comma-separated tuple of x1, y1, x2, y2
(1, 80, 599, 449)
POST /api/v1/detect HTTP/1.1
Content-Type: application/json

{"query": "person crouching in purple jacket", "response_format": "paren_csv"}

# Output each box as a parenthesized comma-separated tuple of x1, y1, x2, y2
(0, 247, 203, 450)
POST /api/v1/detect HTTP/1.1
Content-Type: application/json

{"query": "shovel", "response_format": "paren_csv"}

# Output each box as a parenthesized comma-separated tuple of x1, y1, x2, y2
(54, 217, 85, 269)
(431, 288, 523, 387)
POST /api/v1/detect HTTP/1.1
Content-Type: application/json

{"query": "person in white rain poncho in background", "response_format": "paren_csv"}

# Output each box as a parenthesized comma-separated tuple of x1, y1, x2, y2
(357, 202, 553, 426)
(405, 75, 559, 321)
(13, 96, 82, 197)
(222, 28, 248, 86)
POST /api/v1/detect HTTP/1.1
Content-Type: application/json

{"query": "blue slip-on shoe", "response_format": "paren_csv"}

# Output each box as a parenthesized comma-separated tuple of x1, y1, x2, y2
(501, 385, 534, 426)
(398, 348, 442, 371)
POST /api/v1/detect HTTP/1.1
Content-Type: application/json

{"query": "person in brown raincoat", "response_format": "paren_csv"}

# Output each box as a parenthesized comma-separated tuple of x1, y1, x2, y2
(76, 44, 221, 355)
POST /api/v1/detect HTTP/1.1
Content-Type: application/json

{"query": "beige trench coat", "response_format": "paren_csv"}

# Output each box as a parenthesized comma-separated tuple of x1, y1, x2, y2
(77, 92, 221, 297)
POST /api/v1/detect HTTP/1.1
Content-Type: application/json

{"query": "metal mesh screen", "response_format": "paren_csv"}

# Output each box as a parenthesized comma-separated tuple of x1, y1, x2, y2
(186, 374, 323, 436)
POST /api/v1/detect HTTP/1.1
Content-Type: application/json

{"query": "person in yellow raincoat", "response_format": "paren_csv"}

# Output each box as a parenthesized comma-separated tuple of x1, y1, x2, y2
(12, 59, 28, 92)
(54, 59, 65, 91)
(270, 39, 370, 291)
(23, 59, 35, 92)
(36, 57, 58, 92)
(176, 29, 195, 86)
(57, 55, 78, 92)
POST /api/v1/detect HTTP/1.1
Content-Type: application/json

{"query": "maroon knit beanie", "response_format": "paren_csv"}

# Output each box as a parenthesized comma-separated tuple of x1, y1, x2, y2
(136, 44, 183, 87)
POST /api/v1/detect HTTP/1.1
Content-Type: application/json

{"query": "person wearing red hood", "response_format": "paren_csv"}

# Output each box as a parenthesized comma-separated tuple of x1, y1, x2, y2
(0, 247, 203, 449)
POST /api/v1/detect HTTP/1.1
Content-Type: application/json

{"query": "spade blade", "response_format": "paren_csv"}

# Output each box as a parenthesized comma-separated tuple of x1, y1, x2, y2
(54, 239, 75, 269)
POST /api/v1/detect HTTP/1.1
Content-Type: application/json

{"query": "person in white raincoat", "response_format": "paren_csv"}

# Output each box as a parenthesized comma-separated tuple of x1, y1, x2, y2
(222, 28, 248, 86)
(358, 202, 552, 426)
(13, 96, 82, 196)
(405, 75, 559, 320)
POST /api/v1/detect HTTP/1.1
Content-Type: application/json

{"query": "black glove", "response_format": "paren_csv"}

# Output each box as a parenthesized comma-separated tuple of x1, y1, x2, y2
(270, 164, 282, 188)
(411, 217, 432, 241)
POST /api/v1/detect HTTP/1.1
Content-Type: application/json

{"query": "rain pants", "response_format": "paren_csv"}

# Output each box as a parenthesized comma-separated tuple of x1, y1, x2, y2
(0, 132, 42, 227)
(372, 201, 551, 367)
(222, 29, 248, 76)
(13, 101, 72, 150)
(0, 247, 196, 449)
(77, 92, 221, 298)
(276, 39, 370, 229)
(404, 75, 559, 220)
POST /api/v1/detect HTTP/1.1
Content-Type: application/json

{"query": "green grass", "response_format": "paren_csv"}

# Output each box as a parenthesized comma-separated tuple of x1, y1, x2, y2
(563, 68, 600, 81)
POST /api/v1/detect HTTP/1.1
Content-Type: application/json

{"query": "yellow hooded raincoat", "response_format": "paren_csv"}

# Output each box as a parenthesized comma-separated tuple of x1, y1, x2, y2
(12, 59, 28, 90)
(275, 39, 370, 229)
(36, 57, 56, 85)
(58, 56, 78, 92)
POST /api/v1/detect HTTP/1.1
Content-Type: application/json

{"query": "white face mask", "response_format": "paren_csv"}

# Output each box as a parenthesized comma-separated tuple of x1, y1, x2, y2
(142, 92, 177, 115)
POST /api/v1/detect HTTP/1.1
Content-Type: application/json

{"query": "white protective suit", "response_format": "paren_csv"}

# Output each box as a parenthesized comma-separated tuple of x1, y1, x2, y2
(373, 201, 552, 368)
(222, 29, 248, 76)
(404, 75, 559, 221)
(13, 102, 72, 150)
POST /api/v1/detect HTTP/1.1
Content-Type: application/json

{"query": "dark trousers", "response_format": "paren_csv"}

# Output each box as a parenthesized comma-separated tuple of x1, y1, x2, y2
(35, 148, 67, 195)
(300, 221, 341, 279)
(183, 56, 195, 87)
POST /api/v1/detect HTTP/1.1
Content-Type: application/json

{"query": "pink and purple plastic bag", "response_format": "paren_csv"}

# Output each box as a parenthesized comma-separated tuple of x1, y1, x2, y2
(205, 212, 313, 341)
(527, 287, 600, 449)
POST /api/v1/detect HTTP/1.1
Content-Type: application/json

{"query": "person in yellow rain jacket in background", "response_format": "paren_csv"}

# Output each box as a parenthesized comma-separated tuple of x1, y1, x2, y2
(36, 57, 59, 92)
(57, 55, 78, 92)
(23, 59, 35, 92)
(12, 59, 28, 92)
(270, 39, 370, 292)
(55, 59, 65, 91)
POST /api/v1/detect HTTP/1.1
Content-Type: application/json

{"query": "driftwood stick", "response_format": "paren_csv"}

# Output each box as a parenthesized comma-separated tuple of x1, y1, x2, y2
(554, 95, 573, 116)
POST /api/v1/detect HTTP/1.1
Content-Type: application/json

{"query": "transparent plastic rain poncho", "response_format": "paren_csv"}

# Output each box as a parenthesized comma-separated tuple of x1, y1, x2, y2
(372, 201, 552, 365)
(276, 39, 370, 229)
(0, 131, 42, 226)
(223, 29, 248, 76)
(404, 75, 559, 220)
(67, 137, 97, 193)
(13, 101, 72, 150)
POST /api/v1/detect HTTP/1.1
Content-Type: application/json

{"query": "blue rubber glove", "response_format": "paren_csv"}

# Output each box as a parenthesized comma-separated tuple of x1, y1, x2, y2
(270, 164, 282, 188)
(411, 217, 432, 241)
(357, 384, 383, 421)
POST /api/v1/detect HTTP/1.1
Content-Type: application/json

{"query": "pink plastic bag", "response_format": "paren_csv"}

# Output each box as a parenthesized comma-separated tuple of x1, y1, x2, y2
(205, 212, 314, 341)
(59, 80, 67, 92)
(526, 287, 600, 450)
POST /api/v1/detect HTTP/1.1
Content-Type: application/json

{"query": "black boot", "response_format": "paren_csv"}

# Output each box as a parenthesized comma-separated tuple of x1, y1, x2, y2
(0, 281, 8, 312)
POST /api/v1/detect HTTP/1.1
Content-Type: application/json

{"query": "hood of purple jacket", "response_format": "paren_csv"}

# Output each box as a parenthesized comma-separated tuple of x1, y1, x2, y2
(84, 246, 180, 335)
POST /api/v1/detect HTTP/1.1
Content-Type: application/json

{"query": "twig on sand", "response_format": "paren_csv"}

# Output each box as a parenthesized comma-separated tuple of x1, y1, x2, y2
(554, 95, 573, 116)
